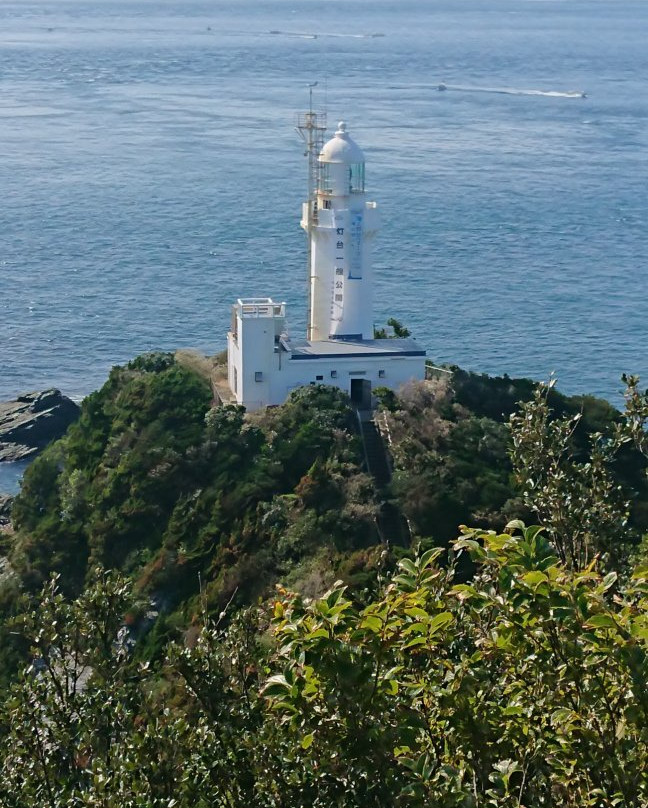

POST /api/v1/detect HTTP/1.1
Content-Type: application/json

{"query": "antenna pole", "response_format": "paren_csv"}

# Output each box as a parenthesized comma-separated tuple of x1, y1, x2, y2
(296, 85, 326, 341)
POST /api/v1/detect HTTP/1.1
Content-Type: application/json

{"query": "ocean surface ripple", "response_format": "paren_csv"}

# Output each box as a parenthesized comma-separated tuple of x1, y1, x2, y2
(1, 0, 647, 415)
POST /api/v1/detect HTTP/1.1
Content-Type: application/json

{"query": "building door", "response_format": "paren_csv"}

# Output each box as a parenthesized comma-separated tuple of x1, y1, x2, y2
(350, 378, 371, 409)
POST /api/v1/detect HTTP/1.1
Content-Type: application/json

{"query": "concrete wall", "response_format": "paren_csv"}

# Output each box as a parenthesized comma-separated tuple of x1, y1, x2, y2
(261, 352, 424, 411)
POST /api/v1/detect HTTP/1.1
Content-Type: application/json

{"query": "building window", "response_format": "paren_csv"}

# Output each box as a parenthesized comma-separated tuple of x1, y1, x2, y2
(330, 370, 338, 378)
(316, 375, 323, 381)
(255, 371, 263, 383)
(233, 367, 238, 393)
(378, 370, 385, 379)
(323, 200, 332, 209)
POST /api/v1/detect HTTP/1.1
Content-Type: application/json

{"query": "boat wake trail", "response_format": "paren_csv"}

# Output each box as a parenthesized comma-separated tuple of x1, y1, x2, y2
(436, 83, 586, 98)
(267, 30, 384, 39)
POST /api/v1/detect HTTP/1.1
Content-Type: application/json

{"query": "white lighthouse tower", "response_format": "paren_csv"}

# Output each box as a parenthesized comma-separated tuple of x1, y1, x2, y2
(302, 122, 379, 342)
(226, 113, 426, 412)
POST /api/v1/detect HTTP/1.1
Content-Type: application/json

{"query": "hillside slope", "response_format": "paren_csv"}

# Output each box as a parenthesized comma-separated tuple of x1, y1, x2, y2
(0, 353, 646, 685)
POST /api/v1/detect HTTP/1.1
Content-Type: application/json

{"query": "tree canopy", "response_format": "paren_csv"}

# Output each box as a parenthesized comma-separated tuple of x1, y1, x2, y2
(1, 526, 646, 807)
(0, 354, 647, 804)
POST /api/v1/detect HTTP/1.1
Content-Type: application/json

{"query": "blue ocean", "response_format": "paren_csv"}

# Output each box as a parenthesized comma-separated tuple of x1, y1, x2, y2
(1, 0, 647, 489)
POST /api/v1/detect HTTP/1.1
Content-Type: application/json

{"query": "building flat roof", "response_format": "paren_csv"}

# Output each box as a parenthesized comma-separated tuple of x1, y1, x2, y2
(282, 337, 426, 361)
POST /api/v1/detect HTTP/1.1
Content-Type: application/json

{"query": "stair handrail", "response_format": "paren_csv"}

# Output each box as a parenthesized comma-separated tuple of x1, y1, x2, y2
(374, 410, 395, 475)
(356, 409, 372, 477)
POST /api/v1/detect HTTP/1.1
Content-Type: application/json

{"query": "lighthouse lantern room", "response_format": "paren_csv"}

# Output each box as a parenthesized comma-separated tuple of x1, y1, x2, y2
(226, 115, 426, 412)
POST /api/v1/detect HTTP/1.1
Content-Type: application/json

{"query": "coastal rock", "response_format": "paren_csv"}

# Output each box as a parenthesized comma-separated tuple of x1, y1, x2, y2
(0, 390, 80, 463)
(0, 494, 13, 529)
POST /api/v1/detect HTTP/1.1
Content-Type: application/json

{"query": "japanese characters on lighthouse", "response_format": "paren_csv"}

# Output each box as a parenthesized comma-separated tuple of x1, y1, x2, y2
(331, 219, 345, 322)
(349, 212, 363, 279)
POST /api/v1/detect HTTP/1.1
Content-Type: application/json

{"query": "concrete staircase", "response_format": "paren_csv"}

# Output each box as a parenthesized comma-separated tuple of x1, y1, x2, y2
(358, 417, 391, 489)
(356, 410, 410, 547)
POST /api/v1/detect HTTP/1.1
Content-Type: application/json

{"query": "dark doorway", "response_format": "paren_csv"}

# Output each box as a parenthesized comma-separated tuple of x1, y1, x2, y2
(350, 378, 372, 409)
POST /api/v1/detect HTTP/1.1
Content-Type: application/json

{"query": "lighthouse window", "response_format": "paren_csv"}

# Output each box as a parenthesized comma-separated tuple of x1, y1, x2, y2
(254, 371, 263, 383)
(349, 163, 365, 193)
(319, 163, 332, 193)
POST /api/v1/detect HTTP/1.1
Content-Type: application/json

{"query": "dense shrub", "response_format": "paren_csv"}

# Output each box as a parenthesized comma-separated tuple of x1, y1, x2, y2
(2, 528, 646, 807)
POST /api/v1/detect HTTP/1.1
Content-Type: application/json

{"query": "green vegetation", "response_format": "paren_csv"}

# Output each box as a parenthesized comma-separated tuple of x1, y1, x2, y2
(0, 351, 647, 804)
(1, 353, 380, 680)
(380, 372, 647, 553)
(374, 317, 412, 339)
(0, 527, 646, 807)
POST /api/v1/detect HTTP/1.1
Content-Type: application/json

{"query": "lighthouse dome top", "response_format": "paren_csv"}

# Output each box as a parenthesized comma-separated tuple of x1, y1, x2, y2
(319, 121, 365, 164)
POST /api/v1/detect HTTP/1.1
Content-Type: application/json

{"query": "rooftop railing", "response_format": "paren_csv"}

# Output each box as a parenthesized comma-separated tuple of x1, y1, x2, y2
(237, 298, 286, 318)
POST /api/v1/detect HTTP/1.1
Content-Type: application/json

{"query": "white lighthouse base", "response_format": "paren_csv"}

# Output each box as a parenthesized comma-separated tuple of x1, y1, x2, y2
(227, 298, 426, 412)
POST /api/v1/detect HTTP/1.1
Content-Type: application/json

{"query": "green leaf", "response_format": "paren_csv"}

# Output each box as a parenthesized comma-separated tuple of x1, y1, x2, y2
(404, 607, 429, 620)
(404, 636, 427, 649)
(262, 674, 291, 697)
(403, 622, 427, 637)
(452, 538, 486, 559)
(361, 615, 383, 634)
(629, 615, 648, 641)
(521, 570, 549, 588)
(584, 614, 618, 631)
(551, 708, 577, 725)
(450, 584, 477, 602)
(484, 533, 512, 551)
(301, 732, 314, 749)
(419, 548, 442, 569)
(398, 558, 418, 576)
(427, 611, 454, 635)
(505, 519, 526, 532)
(306, 628, 330, 640)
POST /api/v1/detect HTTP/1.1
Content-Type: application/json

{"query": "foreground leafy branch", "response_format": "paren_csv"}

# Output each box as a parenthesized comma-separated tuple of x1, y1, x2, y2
(1, 525, 646, 807)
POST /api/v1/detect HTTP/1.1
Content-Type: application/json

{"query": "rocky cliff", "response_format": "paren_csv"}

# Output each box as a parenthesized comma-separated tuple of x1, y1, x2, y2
(0, 494, 12, 529)
(0, 390, 80, 462)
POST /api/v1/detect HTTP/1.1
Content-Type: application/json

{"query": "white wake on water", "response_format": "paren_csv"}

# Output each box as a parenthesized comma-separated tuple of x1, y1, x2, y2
(436, 83, 586, 99)
(267, 30, 384, 39)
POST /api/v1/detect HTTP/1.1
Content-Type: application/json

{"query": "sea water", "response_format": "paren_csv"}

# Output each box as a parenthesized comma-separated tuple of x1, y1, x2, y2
(1, 0, 647, 486)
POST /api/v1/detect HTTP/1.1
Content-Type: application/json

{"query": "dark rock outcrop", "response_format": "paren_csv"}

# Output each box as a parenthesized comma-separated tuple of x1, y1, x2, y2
(0, 390, 80, 462)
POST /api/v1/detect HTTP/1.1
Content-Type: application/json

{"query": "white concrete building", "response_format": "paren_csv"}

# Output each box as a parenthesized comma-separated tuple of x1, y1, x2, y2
(227, 118, 426, 411)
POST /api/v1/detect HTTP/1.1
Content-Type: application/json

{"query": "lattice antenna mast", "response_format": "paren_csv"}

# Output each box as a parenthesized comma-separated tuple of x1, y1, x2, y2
(296, 84, 326, 340)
